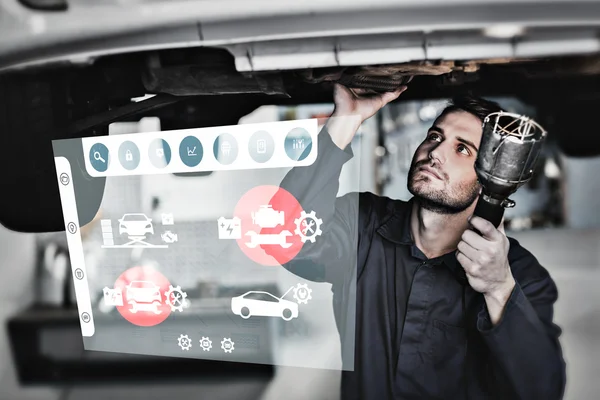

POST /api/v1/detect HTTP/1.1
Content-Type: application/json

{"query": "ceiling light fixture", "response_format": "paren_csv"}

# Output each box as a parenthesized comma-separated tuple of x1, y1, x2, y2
(484, 24, 526, 39)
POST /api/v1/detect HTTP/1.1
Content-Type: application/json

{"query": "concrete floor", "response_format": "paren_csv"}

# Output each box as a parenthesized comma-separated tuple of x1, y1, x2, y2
(1, 227, 598, 400)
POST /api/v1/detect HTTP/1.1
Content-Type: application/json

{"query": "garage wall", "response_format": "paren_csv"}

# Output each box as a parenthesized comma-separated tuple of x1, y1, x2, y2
(560, 154, 600, 229)
(0, 225, 59, 399)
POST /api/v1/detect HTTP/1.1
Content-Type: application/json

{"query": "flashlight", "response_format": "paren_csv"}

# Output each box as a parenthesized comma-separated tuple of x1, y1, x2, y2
(474, 111, 547, 228)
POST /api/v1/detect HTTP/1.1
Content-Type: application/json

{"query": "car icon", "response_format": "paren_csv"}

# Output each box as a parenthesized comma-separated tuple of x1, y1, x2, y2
(231, 291, 299, 321)
(126, 280, 162, 304)
(118, 213, 154, 236)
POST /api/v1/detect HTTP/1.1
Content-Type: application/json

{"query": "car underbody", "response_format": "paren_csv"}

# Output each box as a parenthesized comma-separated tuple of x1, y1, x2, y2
(1, 0, 599, 232)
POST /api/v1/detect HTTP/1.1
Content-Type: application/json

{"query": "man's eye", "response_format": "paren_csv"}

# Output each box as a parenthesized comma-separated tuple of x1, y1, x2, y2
(428, 133, 441, 142)
(457, 144, 470, 155)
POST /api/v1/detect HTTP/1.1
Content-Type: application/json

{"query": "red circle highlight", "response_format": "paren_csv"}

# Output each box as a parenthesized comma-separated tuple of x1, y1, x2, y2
(114, 266, 172, 327)
(234, 185, 304, 266)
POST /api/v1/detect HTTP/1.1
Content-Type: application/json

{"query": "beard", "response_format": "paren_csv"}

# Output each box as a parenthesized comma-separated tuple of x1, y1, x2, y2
(407, 161, 481, 215)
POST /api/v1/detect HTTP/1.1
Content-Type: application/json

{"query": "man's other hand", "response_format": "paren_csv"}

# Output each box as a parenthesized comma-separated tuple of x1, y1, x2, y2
(333, 84, 407, 122)
(327, 83, 407, 150)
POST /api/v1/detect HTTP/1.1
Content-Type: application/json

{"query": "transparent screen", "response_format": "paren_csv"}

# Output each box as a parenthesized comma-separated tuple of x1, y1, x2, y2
(52, 118, 361, 371)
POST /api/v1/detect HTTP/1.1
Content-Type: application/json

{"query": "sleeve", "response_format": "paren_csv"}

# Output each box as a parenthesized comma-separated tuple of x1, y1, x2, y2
(265, 124, 367, 284)
(476, 240, 567, 400)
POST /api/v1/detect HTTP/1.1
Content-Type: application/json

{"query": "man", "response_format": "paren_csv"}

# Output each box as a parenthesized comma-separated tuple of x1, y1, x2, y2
(276, 84, 566, 399)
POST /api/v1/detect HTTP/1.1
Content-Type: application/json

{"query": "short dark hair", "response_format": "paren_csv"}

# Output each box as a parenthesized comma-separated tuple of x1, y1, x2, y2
(439, 95, 504, 123)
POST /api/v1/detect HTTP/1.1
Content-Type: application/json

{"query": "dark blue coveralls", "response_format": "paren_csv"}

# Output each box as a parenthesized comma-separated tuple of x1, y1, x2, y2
(278, 127, 566, 399)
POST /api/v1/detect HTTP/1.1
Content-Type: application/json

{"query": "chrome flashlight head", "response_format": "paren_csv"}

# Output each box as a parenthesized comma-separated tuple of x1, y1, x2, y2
(473, 111, 547, 226)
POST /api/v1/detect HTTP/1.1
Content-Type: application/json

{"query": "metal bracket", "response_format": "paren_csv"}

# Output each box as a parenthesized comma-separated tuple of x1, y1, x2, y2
(501, 198, 516, 208)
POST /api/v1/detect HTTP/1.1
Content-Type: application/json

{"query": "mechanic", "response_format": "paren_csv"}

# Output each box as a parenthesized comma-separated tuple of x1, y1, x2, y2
(276, 84, 566, 399)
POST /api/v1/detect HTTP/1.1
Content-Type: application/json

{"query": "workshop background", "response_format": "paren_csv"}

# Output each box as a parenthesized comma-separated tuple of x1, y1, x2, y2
(1, 96, 598, 400)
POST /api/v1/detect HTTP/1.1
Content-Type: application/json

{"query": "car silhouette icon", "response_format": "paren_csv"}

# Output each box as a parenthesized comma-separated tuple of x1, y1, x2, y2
(126, 280, 162, 314)
(231, 291, 299, 321)
(118, 213, 154, 236)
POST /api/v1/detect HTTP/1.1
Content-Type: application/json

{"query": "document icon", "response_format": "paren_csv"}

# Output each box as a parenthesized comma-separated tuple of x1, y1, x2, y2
(218, 217, 242, 239)
(161, 213, 174, 225)
(103, 287, 123, 306)
(257, 139, 267, 154)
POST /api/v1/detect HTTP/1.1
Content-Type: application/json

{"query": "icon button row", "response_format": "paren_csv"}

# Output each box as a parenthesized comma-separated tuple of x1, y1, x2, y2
(88, 128, 313, 173)
(176, 334, 234, 353)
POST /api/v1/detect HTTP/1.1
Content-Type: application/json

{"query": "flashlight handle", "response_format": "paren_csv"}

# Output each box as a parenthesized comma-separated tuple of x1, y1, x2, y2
(473, 196, 504, 228)
(456, 197, 505, 285)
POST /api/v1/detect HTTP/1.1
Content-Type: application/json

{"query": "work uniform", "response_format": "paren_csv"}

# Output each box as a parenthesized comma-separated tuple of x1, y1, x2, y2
(278, 127, 566, 399)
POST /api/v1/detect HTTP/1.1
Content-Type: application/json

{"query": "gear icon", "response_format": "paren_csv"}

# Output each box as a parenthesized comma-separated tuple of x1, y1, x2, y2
(221, 338, 235, 353)
(165, 285, 188, 312)
(199, 336, 212, 351)
(177, 334, 192, 350)
(292, 283, 313, 304)
(294, 210, 323, 243)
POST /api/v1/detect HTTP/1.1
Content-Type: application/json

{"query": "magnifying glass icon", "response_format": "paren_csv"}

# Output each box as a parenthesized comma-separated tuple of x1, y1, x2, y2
(94, 151, 106, 163)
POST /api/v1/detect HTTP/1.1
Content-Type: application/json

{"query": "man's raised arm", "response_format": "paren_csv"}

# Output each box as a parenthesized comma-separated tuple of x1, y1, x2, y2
(268, 84, 406, 283)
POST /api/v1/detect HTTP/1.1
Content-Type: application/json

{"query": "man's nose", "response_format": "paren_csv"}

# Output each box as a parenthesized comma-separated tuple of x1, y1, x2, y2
(428, 144, 447, 165)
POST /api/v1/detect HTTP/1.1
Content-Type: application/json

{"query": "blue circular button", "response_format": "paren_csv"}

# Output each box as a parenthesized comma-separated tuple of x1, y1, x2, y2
(213, 133, 238, 165)
(89, 143, 110, 172)
(248, 130, 274, 163)
(179, 136, 203, 167)
(148, 139, 172, 168)
(285, 128, 312, 161)
(118, 141, 141, 170)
